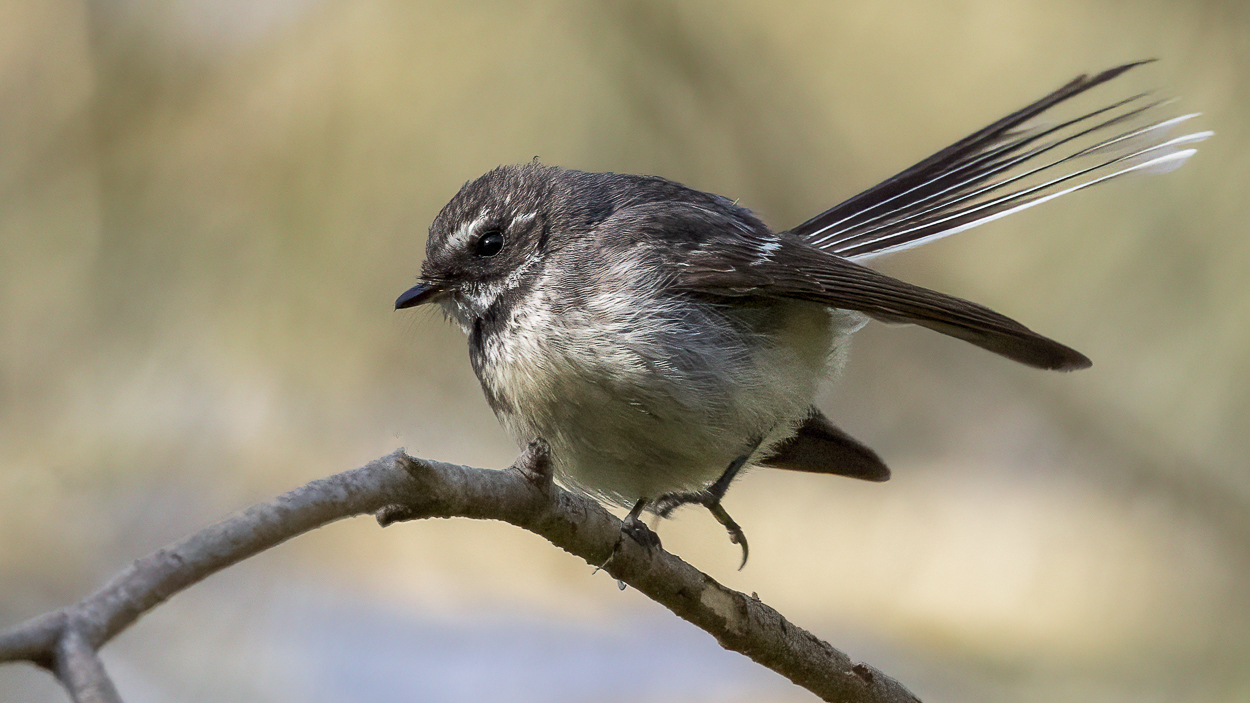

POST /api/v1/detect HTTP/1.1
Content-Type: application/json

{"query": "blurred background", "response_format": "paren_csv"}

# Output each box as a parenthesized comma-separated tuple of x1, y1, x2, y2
(1, 1, 1247, 701)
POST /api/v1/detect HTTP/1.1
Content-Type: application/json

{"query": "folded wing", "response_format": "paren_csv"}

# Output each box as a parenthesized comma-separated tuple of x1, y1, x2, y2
(671, 212, 1091, 370)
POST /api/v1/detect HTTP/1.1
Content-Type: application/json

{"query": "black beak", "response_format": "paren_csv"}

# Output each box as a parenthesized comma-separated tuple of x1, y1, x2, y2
(395, 282, 444, 309)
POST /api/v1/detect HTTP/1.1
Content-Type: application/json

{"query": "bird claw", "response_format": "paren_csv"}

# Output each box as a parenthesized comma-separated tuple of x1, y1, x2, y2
(595, 500, 661, 577)
(621, 511, 661, 550)
(654, 491, 750, 569)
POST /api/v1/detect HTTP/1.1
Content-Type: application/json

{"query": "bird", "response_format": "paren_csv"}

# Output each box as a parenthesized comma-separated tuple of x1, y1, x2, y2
(395, 62, 1207, 567)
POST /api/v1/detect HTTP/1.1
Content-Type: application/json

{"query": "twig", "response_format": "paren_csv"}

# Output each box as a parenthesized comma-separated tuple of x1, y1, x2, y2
(0, 447, 920, 703)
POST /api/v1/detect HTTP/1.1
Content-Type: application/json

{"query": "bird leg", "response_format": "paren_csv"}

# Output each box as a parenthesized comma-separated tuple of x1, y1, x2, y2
(621, 497, 661, 550)
(596, 497, 662, 581)
(654, 451, 753, 569)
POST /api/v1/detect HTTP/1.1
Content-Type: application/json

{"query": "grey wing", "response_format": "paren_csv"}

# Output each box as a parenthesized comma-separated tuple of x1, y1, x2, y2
(759, 408, 889, 482)
(670, 210, 1091, 371)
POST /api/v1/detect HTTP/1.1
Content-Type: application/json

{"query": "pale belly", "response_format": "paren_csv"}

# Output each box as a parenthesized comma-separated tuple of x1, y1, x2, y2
(476, 296, 864, 505)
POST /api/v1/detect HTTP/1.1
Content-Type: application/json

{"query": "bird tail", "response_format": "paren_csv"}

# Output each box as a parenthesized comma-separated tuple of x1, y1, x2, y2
(789, 61, 1211, 260)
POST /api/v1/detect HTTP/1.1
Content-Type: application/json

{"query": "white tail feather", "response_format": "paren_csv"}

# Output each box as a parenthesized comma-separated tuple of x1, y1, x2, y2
(794, 76, 1209, 261)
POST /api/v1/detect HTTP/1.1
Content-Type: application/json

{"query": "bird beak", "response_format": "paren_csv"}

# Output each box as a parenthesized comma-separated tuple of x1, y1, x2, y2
(394, 281, 445, 309)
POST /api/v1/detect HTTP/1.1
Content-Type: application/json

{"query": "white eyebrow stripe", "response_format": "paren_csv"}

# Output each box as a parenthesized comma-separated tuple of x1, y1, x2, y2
(446, 210, 492, 252)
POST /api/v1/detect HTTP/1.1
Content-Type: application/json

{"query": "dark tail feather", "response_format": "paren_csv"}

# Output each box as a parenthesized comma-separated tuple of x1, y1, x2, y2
(789, 61, 1208, 259)
(760, 409, 890, 482)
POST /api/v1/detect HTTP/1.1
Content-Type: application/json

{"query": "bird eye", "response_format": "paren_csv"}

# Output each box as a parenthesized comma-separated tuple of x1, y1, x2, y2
(474, 230, 504, 257)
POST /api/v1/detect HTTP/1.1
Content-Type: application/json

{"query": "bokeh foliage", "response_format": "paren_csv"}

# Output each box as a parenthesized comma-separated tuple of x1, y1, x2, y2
(2, 1, 1247, 701)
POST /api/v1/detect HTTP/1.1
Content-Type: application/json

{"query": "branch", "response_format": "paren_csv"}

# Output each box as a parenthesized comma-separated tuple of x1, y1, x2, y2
(0, 447, 920, 703)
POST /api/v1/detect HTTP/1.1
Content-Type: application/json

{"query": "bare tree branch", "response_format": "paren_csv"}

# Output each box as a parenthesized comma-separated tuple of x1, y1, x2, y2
(0, 447, 920, 703)
(55, 628, 121, 703)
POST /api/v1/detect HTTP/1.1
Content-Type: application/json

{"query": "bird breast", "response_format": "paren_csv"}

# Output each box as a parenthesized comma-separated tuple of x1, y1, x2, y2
(472, 261, 864, 505)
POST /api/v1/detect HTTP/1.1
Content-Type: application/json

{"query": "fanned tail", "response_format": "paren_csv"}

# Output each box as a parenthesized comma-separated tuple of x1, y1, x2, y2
(790, 61, 1210, 260)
